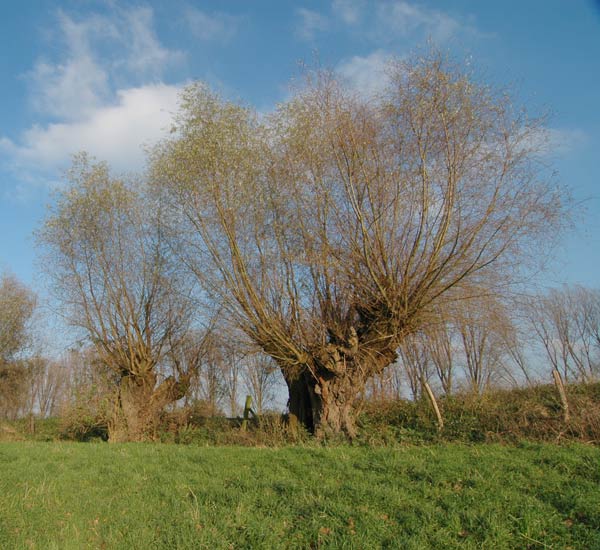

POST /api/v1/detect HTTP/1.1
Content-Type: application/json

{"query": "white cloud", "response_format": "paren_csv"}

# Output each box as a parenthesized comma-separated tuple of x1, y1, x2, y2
(332, 0, 364, 25)
(119, 7, 185, 78)
(375, 1, 471, 43)
(0, 6, 189, 193)
(26, 7, 183, 121)
(1, 84, 182, 177)
(336, 50, 393, 97)
(295, 8, 329, 41)
(518, 127, 589, 157)
(547, 128, 588, 154)
(28, 56, 109, 122)
(27, 11, 111, 120)
(331, 2, 484, 48)
(184, 7, 239, 42)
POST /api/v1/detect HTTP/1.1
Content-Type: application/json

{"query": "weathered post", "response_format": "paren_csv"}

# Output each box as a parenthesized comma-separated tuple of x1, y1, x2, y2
(422, 379, 444, 432)
(552, 369, 570, 422)
(241, 395, 253, 431)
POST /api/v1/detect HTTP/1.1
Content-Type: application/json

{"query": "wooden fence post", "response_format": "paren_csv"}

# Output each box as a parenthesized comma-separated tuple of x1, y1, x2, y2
(241, 395, 254, 431)
(422, 379, 444, 431)
(552, 369, 570, 422)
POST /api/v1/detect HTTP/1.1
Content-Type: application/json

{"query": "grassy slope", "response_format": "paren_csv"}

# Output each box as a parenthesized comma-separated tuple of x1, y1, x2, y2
(0, 443, 599, 549)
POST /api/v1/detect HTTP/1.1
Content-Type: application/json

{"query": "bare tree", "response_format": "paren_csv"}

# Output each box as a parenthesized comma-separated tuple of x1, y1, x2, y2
(379, 296, 522, 398)
(61, 347, 114, 413)
(169, 329, 209, 409)
(366, 366, 400, 401)
(568, 286, 600, 377)
(0, 363, 28, 419)
(398, 333, 432, 400)
(38, 155, 196, 441)
(242, 352, 280, 414)
(31, 358, 67, 417)
(496, 309, 535, 387)
(525, 286, 600, 382)
(184, 331, 226, 415)
(151, 51, 567, 437)
(19, 355, 65, 419)
(199, 355, 224, 415)
(220, 343, 243, 417)
(454, 297, 512, 394)
(424, 309, 456, 396)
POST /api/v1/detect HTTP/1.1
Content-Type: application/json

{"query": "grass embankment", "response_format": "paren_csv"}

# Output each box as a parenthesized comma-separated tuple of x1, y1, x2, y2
(359, 381, 600, 445)
(0, 442, 599, 549)
(4, 381, 599, 446)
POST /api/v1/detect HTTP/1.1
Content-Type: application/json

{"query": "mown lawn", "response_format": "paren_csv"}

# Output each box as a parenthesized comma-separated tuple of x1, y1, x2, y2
(0, 442, 598, 549)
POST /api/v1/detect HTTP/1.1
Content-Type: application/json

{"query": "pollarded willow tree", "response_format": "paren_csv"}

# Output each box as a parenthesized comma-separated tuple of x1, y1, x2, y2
(151, 52, 567, 438)
(38, 155, 198, 441)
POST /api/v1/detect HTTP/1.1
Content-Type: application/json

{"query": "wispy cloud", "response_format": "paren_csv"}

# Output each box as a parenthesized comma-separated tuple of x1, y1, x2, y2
(336, 50, 393, 97)
(332, 1, 482, 45)
(1, 6, 187, 191)
(331, 0, 364, 25)
(119, 7, 185, 77)
(332, 2, 486, 100)
(375, 1, 464, 42)
(26, 7, 183, 122)
(520, 127, 589, 157)
(295, 8, 329, 42)
(27, 11, 110, 121)
(184, 7, 240, 42)
(547, 128, 588, 154)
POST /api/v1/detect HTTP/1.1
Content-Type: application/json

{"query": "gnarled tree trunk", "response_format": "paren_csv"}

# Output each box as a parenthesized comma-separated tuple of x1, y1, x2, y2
(286, 335, 397, 439)
(286, 367, 366, 439)
(108, 372, 190, 442)
(313, 372, 363, 439)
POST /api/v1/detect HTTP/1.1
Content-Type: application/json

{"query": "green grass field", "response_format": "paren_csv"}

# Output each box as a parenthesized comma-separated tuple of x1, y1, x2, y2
(0, 443, 599, 549)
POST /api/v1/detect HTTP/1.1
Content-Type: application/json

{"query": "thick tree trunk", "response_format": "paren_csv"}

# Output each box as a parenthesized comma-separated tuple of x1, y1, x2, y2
(108, 374, 155, 442)
(108, 373, 190, 442)
(286, 371, 363, 439)
(285, 373, 315, 434)
(313, 373, 362, 439)
(285, 340, 397, 439)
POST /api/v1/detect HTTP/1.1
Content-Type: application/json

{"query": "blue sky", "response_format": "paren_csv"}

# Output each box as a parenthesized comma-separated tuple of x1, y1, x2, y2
(1, 0, 599, 293)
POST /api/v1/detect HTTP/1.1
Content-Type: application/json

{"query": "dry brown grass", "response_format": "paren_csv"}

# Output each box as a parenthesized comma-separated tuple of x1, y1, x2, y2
(0, 423, 24, 441)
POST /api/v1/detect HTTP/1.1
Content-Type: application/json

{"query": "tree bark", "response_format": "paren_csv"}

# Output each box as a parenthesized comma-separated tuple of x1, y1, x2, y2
(285, 373, 315, 435)
(108, 372, 190, 442)
(286, 370, 364, 439)
(285, 344, 393, 439)
(313, 372, 362, 439)
(283, 327, 398, 439)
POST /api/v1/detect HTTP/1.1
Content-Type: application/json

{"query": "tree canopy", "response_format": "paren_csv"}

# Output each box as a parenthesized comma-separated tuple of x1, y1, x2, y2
(148, 52, 567, 437)
(38, 155, 200, 441)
